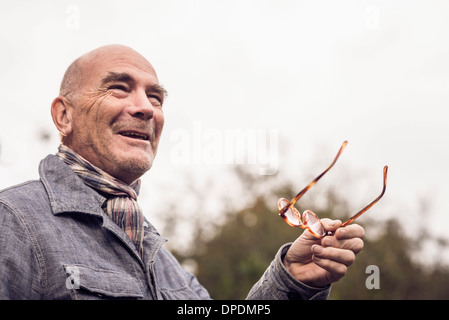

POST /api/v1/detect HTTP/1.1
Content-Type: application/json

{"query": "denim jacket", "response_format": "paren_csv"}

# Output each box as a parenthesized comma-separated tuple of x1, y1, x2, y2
(0, 154, 330, 300)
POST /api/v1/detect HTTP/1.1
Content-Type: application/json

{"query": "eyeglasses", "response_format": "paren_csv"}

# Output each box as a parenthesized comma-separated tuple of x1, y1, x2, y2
(278, 141, 388, 238)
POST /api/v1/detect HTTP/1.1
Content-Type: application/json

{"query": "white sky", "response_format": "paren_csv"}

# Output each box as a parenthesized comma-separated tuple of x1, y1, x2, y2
(0, 1, 448, 258)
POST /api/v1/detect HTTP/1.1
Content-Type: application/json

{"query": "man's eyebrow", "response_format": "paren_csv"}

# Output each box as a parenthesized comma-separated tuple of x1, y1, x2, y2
(100, 71, 168, 99)
(148, 84, 168, 101)
(101, 71, 134, 86)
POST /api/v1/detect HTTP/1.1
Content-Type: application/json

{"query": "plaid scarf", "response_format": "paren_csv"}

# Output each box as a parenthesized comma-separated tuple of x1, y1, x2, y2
(57, 144, 144, 257)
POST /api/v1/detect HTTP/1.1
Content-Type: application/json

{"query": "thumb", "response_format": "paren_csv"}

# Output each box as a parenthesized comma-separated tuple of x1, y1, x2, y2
(320, 218, 342, 233)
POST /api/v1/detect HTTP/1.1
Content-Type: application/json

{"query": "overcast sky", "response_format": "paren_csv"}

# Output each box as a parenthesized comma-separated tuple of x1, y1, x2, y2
(0, 1, 448, 260)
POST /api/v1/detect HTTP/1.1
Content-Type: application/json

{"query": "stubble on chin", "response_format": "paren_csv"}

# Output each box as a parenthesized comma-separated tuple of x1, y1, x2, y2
(89, 139, 154, 183)
(119, 152, 154, 177)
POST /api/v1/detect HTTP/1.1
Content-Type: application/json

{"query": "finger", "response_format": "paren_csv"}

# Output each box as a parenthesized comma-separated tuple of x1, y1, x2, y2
(312, 245, 356, 267)
(335, 224, 365, 240)
(320, 218, 342, 232)
(311, 251, 349, 283)
(321, 234, 364, 254)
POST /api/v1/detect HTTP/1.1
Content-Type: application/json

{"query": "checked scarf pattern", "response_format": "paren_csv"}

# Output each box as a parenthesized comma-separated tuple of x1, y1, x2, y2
(57, 144, 144, 257)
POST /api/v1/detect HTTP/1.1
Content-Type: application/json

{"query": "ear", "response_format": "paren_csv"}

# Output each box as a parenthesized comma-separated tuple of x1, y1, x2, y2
(51, 96, 73, 140)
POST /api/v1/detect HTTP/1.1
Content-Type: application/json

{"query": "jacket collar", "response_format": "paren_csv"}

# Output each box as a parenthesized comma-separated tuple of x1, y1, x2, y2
(39, 154, 107, 217)
(39, 154, 167, 264)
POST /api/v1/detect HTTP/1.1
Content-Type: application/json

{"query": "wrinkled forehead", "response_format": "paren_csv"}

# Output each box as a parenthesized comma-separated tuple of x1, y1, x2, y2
(80, 47, 159, 87)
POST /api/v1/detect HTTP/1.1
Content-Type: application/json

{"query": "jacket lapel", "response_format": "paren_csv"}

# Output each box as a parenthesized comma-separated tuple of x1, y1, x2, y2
(39, 154, 145, 263)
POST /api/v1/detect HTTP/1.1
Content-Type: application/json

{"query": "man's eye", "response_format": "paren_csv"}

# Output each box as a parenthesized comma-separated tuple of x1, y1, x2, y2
(148, 96, 163, 108)
(109, 85, 128, 92)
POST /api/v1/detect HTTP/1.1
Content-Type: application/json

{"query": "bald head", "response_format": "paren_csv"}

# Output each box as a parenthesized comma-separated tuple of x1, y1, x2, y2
(59, 45, 160, 101)
(59, 55, 82, 100)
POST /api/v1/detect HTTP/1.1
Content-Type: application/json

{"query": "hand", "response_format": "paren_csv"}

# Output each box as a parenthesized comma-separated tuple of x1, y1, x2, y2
(283, 219, 365, 288)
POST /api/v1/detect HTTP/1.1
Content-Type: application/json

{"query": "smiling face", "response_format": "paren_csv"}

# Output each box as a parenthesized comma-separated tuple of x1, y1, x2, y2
(55, 45, 166, 184)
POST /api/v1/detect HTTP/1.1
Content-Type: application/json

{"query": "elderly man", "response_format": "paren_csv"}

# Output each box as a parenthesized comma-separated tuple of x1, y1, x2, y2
(0, 45, 364, 299)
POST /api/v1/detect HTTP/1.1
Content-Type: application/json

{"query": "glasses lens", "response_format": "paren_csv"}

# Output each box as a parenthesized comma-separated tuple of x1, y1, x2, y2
(278, 198, 301, 227)
(303, 210, 325, 237)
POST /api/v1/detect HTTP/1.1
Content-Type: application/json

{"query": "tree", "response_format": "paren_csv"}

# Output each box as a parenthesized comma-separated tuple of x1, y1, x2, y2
(163, 167, 449, 299)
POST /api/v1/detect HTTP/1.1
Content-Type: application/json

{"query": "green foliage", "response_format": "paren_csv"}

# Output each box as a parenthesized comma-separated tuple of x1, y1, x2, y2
(167, 168, 449, 300)
(175, 197, 300, 299)
(331, 219, 449, 299)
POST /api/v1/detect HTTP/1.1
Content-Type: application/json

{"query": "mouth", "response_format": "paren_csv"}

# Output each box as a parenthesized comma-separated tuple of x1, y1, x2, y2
(118, 131, 150, 141)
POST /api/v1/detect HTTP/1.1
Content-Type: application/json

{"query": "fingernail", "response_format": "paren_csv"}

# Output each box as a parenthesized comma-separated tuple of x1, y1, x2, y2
(312, 245, 323, 255)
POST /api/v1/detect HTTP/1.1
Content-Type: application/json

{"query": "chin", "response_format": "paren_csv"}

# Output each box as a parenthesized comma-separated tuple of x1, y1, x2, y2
(119, 151, 154, 176)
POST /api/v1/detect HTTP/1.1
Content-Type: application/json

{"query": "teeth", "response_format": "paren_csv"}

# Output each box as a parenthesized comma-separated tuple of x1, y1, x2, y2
(120, 132, 148, 140)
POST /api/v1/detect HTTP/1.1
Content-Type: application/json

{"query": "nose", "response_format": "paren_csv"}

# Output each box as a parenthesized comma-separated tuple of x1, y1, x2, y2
(130, 89, 154, 120)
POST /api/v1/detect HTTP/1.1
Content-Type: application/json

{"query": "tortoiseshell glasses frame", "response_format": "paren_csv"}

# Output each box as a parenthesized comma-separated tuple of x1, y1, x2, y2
(278, 141, 388, 238)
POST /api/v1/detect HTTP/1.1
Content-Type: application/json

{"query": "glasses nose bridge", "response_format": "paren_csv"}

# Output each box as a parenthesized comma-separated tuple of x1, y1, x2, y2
(277, 141, 388, 238)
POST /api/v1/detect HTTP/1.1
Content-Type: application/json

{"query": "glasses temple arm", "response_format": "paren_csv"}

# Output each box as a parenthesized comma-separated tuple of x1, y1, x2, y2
(341, 165, 388, 227)
(285, 141, 348, 211)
